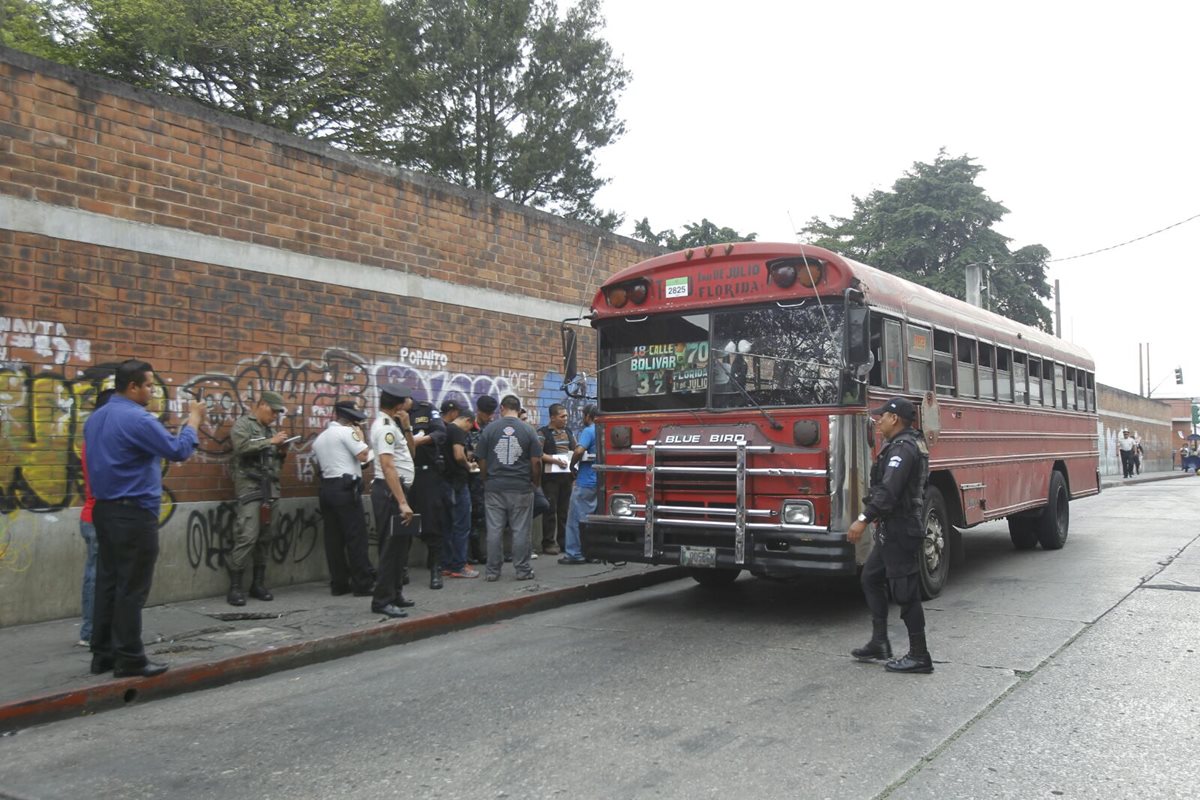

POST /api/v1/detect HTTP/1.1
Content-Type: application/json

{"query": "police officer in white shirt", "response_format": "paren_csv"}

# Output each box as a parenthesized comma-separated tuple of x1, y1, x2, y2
(369, 385, 416, 617)
(312, 400, 375, 596)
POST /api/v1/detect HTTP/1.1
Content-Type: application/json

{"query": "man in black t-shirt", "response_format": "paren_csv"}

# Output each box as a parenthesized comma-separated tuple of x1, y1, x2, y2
(439, 400, 478, 578)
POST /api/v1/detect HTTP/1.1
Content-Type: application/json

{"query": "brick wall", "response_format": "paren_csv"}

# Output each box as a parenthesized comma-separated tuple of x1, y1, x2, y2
(1095, 384, 1172, 476)
(0, 47, 658, 625)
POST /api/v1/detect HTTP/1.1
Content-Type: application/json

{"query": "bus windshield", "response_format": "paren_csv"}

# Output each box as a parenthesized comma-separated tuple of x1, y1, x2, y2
(597, 300, 846, 413)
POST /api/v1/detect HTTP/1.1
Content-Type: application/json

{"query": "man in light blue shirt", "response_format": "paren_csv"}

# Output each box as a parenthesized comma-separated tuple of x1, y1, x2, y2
(84, 359, 204, 678)
(559, 405, 600, 565)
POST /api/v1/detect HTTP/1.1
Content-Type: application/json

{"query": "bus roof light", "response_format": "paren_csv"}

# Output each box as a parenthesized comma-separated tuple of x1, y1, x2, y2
(606, 285, 629, 308)
(629, 280, 649, 305)
(797, 261, 824, 288)
(771, 264, 797, 288)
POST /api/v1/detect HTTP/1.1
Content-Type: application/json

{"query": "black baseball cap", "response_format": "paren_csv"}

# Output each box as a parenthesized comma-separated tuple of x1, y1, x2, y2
(440, 399, 461, 415)
(869, 397, 916, 422)
(476, 395, 498, 413)
(333, 400, 366, 422)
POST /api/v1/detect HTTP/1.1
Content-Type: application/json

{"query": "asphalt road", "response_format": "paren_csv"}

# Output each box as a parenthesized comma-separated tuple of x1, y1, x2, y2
(3, 479, 1199, 800)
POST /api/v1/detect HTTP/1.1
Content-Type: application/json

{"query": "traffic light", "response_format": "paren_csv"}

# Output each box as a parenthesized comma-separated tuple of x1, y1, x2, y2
(1175, 367, 1184, 384)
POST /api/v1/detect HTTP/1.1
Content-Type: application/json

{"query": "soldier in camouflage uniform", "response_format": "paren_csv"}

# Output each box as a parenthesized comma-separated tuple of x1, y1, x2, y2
(227, 390, 290, 606)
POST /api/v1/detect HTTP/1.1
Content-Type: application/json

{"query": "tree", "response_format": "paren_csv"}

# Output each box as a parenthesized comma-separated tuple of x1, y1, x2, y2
(42, 0, 396, 147)
(377, 0, 628, 228)
(0, 0, 73, 60)
(633, 218, 758, 250)
(802, 151, 1052, 330)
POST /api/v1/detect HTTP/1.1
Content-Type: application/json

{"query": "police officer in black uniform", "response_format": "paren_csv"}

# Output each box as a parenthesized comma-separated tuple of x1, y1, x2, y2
(408, 399, 447, 589)
(847, 397, 934, 674)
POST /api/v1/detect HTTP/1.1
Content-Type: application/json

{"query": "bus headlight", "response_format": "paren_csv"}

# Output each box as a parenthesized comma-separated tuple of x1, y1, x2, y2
(782, 500, 814, 525)
(610, 494, 636, 517)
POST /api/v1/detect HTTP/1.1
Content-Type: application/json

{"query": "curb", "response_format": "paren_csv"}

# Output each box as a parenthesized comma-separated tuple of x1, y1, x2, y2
(1101, 472, 1193, 490)
(0, 566, 685, 734)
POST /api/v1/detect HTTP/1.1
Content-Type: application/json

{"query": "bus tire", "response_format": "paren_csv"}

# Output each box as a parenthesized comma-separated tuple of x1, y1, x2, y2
(919, 487, 951, 600)
(1007, 517, 1039, 550)
(1036, 471, 1070, 550)
(689, 568, 741, 587)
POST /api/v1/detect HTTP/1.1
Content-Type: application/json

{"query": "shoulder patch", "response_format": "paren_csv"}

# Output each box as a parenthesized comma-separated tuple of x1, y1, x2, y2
(887, 455, 904, 468)
(385, 431, 396, 445)
(351, 429, 362, 442)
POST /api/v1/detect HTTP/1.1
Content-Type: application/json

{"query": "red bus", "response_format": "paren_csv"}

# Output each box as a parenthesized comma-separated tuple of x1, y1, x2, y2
(562, 243, 1099, 597)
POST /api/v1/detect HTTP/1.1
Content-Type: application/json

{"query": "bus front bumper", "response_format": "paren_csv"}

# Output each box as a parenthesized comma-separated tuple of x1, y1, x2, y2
(580, 516, 857, 577)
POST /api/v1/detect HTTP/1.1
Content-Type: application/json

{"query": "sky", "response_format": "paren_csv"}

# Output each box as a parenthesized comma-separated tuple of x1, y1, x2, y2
(591, 0, 1200, 400)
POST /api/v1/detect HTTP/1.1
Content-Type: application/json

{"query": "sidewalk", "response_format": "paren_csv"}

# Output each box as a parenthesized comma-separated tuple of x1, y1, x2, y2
(0, 558, 683, 733)
(1100, 468, 1194, 490)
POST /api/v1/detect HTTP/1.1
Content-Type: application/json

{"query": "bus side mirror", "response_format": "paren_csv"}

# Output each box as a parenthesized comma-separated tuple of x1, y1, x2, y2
(846, 306, 870, 367)
(561, 326, 579, 384)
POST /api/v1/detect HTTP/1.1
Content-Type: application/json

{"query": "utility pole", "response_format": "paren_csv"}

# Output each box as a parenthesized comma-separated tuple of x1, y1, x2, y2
(965, 264, 982, 307)
(1139, 343, 1145, 397)
(1054, 279, 1062, 339)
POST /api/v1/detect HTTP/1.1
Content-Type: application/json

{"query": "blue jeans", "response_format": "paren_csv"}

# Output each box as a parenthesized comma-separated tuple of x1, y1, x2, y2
(440, 481, 472, 571)
(564, 483, 597, 560)
(79, 520, 98, 642)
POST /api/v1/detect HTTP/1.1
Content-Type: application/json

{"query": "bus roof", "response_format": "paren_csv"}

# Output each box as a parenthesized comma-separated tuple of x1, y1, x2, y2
(595, 242, 1094, 370)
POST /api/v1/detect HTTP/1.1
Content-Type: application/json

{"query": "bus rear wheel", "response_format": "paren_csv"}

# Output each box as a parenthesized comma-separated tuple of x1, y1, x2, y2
(1007, 517, 1039, 550)
(919, 487, 951, 600)
(1035, 471, 1069, 550)
(689, 568, 741, 587)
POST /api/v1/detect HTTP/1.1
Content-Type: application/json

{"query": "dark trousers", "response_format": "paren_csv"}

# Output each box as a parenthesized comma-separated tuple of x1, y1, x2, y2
(319, 479, 374, 591)
(91, 501, 159, 667)
(371, 480, 414, 606)
(861, 535, 926, 637)
(542, 474, 573, 548)
(410, 469, 444, 569)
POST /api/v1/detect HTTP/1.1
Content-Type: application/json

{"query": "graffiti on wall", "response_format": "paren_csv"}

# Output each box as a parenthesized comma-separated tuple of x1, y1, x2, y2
(0, 334, 592, 572)
(184, 501, 322, 571)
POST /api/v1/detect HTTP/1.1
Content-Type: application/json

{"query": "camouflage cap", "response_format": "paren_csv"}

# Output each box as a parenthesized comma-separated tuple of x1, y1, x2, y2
(260, 391, 286, 411)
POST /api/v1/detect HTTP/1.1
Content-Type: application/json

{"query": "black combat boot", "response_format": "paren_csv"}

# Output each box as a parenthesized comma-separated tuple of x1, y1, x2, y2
(248, 564, 274, 601)
(429, 565, 444, 590)
(851, 619, 892, 662)
(226, 570, 246, 607)
(885, 633, 934, 674)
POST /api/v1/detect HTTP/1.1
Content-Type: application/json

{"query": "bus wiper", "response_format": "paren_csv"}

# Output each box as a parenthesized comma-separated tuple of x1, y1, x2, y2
(722, 372, 783, 431)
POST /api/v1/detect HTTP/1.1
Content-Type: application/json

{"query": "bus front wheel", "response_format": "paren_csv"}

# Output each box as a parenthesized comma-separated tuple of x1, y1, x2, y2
(919, 487, 951, 600)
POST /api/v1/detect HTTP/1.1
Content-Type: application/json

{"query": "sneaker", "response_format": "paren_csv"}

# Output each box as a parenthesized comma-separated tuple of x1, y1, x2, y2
(516, 572, 536, 581)
(76, 638, 90, 648)
(447, 566, 480, 578)
(485, 574, 500, 582)
(558, 556, 587, 565)
(531, 552, 539, 559)
(543, 544, 561, 555)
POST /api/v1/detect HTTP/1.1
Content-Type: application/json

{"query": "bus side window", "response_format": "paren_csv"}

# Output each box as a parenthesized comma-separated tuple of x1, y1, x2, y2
(997, 347, 1013, 402)
(933, 329, 955, 396)
(883, 318, 904, 389)
(957, 337, 977, 398)
(1028, 357, 1043, 405)
(1044, 360, 1057, 408)
(1086, 372, 1096, 411)
(1066, 366, 1078, 410)
(1054, 363, 1066, 408)
(978, 343, 995, 401)
(1013, 352, 1028, 405)
(907, 323, 932, 394)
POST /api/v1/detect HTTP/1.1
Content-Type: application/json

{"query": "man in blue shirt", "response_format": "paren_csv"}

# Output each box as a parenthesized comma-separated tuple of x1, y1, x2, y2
(559, 405, 600, 565)
(85, 360, 205, 678)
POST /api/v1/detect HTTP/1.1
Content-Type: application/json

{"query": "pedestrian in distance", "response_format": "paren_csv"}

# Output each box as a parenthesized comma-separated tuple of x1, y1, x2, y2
(76, 387, 114, 648)
(369, 385, 417, 618)
(465, 395, 498, 564)
(226, 390, 291, 606)
(312, 400, 375, 597)
(537, 403, 576, 556)
(559, 404, 601, 565)
(475, 394, 543, 581)
(846, 397, 934, 674)
(1118, 430, 1136, 479)
(84, 359, 205, 678)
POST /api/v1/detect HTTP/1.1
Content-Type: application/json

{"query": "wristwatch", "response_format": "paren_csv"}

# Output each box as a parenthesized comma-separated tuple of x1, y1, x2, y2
(857, 513, 868, 523)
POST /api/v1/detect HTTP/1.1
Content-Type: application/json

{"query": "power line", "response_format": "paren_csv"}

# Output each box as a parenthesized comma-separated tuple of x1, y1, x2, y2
(1048, 212, 1200, 263)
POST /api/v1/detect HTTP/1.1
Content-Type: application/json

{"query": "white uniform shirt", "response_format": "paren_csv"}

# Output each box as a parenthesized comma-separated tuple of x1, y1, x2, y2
(312, 421, 368, 478)
(370, 414, 415, 485)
